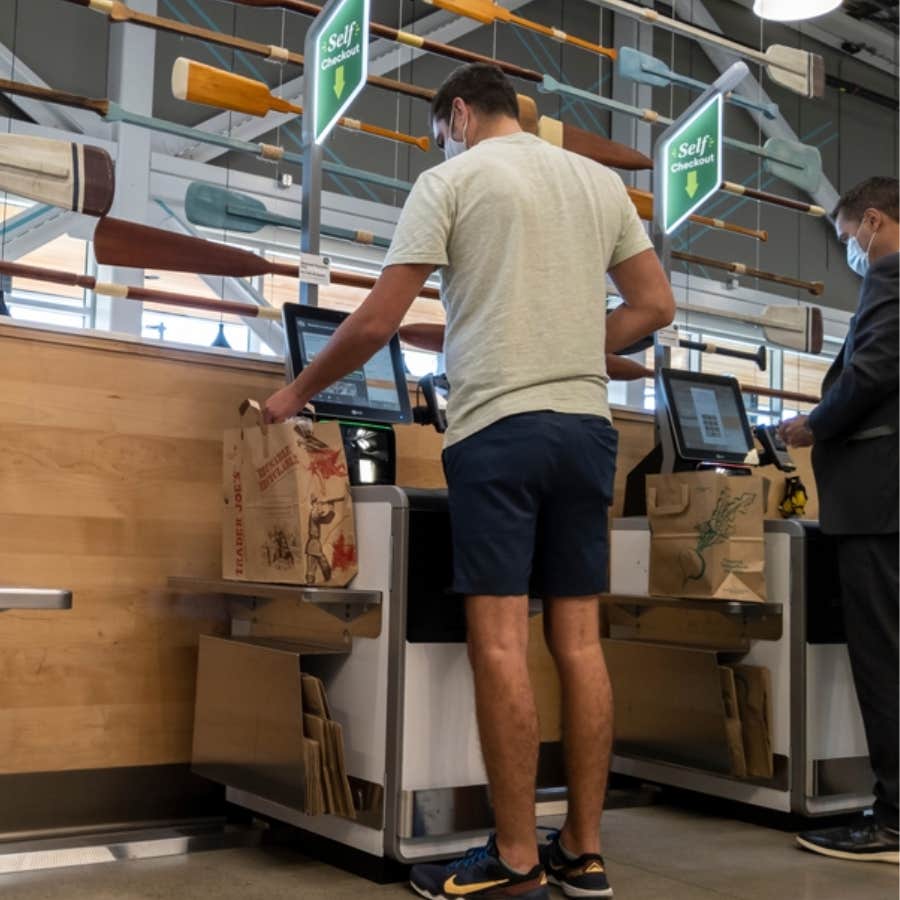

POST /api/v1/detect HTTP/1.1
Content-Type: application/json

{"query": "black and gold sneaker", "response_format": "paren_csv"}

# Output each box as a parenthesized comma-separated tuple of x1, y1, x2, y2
(540, 831, 613, 898)
(410, 834, 550, 899)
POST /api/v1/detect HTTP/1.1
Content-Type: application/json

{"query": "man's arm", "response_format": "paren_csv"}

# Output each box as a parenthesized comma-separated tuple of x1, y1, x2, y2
(807, 272, 898, 441)
(264, 263, 435, 423)
(606, 248, 676, 353)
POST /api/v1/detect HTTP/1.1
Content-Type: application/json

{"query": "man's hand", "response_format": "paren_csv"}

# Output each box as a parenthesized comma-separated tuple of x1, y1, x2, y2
(264, 383, 306, 424)
(778, 415, 815, 448)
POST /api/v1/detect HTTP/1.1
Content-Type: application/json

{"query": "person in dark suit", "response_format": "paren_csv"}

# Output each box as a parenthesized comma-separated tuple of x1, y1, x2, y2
(780, 176, 899, 863)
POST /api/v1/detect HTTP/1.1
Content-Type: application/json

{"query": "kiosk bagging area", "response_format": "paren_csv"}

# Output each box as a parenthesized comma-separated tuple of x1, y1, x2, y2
(182, 303, 554, 878)
(609, 368, 873, 817)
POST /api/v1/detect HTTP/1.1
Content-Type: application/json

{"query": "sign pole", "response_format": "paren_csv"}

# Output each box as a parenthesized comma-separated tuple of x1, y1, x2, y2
(650, 61, 748, 448)
(300, 0, 370, 309)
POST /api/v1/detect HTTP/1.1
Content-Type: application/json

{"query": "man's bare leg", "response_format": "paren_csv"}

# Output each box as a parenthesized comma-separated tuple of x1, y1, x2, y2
(543, 595, 613, 855)
(466, 593, 540, 871)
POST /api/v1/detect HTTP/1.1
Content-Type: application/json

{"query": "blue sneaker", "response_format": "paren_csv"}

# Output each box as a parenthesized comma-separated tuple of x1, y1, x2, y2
(409, 834, 549, 899)
(539, 831, 613, 897)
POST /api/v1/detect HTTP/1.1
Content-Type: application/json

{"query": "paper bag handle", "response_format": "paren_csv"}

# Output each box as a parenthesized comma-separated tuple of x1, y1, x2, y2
(646, 483, 691, 516)
(239, 398, 267, 434)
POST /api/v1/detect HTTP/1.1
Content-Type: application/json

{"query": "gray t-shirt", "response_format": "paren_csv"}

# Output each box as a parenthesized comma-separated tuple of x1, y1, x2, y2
(384, 131, 652, 447)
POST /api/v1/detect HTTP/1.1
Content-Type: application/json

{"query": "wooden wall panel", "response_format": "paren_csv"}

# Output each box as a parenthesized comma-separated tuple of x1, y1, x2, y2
(0, 321, 818, 781)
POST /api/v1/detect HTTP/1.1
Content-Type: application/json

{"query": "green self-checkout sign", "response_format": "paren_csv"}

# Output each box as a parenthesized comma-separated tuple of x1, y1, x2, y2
(659, 93, 723, 234)
(312, 0, 370, 143)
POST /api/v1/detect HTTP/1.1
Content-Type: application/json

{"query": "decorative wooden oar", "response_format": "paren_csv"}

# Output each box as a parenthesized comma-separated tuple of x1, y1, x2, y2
(618, 47, 779, 120)
(720, 182, 826, 217)
(540, 76, 823, 195)
(0, 258, 283, 319)
(422, 0, 617, 61)
(0, 78, 413, 195)
(218, 0, 547, 84)
(672, 251, 824, 296)
(517, 95, 652, 170)
(59, 0, 434, 102)
(172, 59, 430, 151)
(627, 189, 767, 241)
(92, 216, 442, 298)
(680, 301, 823, 353)
(679, 338, 766, 371)
(581, 0, 824, 98)
(0, 133, 114, 217)
(184, 182, 392, 248)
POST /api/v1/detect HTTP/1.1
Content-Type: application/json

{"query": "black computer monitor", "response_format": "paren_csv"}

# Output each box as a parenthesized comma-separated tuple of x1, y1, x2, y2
(658, 368, 755, 464)
(282, 303, 412, 425)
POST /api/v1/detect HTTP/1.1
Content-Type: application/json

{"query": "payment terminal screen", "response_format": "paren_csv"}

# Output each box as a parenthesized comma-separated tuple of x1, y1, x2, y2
(296, 317, 403, 414)
(668, 377, 751, 456)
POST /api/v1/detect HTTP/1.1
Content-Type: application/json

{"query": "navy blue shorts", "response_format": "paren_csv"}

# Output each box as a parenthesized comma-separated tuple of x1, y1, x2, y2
(442, 411, 618, 597)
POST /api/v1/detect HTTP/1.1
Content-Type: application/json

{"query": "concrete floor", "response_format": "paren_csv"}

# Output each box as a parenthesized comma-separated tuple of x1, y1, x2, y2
(1, 805, 897, 900)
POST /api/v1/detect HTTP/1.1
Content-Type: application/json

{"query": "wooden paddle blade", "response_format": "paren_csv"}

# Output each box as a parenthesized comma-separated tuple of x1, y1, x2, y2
(617, 46, 670, 88)
(764, 305, 824, 353)
(761, 138, 822, 196)
(0, 135, 114, 217)
(93, 216, 285, 277)
(517, 94, 539, 135)
(399, 323, 445, 352)
(172, 58, 293, 118)
(424, 0, 498, 25)
(764, 44, 824, 100)
(184, 182, 265, 234)
(536, 115, 653, 170)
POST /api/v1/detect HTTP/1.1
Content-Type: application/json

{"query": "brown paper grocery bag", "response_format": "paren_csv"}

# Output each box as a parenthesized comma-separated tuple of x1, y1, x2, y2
(647, 471, 767, 602)
(222, 401, 358, 586)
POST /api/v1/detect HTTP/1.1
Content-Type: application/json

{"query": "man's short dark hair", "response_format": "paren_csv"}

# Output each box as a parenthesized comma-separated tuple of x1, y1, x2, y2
(430, 63, 519, 124)
(832, 176, 899, 223)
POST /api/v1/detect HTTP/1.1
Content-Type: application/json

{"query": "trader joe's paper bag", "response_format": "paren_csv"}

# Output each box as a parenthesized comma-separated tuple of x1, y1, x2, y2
(647, 471, 767, 602)
(223, 401, 357, 586)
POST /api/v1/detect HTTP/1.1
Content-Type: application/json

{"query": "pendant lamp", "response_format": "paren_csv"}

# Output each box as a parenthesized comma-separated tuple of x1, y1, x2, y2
(753, 0, 841, 21)
(211, 322, 232, 349)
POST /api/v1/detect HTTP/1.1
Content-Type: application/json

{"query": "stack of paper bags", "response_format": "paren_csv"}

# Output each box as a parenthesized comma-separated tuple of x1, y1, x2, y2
(301, 673, 355, 818)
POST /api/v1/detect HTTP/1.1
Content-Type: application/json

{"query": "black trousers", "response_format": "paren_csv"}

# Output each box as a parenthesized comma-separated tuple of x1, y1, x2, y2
(837, 533, 899, 827)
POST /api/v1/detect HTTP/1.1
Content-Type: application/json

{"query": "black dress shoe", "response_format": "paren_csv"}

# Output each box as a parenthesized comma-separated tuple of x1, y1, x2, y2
(796, 820, 899, 863)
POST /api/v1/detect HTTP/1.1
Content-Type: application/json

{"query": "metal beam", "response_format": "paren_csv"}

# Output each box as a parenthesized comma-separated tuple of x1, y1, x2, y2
(669, 0, 839, 215)
(154, 0, 532, 164)
(0, 43, 108, 137)
(0, 205, 82, 260)
(148, 201, 284, 353)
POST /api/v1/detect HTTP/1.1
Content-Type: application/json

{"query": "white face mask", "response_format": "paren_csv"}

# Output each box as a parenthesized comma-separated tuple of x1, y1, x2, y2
(846, 221, 877, 277)
(443, 106, 468, 161)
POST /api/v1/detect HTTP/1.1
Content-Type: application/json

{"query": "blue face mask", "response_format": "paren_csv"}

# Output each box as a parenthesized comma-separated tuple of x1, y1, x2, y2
(846, 221, 877, 277)
(443, 107, 468, 161)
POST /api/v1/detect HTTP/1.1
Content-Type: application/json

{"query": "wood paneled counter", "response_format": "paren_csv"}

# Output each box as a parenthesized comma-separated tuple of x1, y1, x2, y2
(0, 320, 817, 835)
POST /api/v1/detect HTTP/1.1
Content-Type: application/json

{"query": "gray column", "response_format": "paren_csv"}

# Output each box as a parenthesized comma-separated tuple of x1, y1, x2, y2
(93, 0, 157, 336)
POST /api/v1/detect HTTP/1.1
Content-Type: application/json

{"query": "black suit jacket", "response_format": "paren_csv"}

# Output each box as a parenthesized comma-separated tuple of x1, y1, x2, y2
(809, 252, 899, 535)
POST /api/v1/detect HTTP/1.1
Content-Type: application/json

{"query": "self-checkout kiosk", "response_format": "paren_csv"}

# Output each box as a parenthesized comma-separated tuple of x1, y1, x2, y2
(178, 304, 561, 877)
(608, 368, 873, 816)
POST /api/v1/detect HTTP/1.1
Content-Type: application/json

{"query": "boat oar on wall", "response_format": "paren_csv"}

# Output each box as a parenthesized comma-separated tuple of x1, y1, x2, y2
(0, 133, 115, 217)
(171, 59, 431, 152)
(0, 258, 283, 319)
(58, 0, 435, 102)
(0, 78, 415, 195)
(184, 182, 392, 249)
(540, 76, 824, 196)
(581, 0, 824, 98)
(422, 0, 617, 61)
(91, 216, 441, 298)
(617, 48, 779, 120)
(672, 250, 825, 296)
(217, 0, 548, 84)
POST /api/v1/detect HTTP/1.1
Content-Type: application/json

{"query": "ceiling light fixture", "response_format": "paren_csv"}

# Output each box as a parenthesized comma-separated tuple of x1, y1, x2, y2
(753, 0, 842, 21)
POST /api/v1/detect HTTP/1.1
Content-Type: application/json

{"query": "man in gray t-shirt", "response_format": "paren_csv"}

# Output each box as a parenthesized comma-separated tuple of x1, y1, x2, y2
(266, 64, 674, 900)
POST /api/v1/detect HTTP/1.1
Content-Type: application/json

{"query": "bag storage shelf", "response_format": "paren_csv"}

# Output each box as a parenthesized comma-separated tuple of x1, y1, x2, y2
(608, 517, 873, 815)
